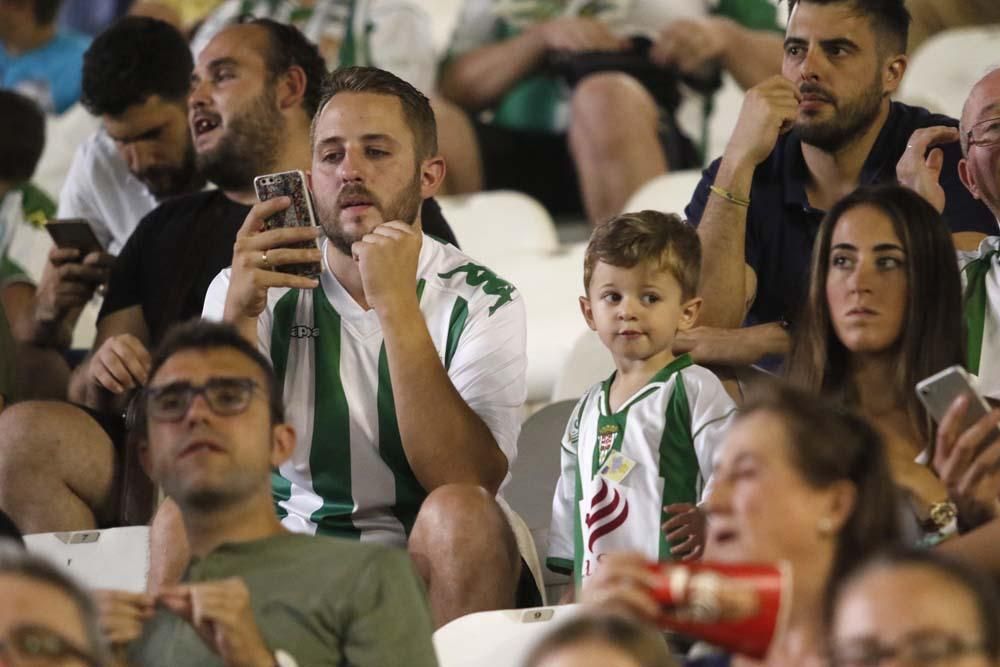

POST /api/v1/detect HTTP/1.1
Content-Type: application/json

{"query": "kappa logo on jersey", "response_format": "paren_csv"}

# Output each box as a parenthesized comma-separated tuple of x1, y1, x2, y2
(290, 325, 320, 338)
(585, 477, 629, 551)
(438, 263, 516, 315)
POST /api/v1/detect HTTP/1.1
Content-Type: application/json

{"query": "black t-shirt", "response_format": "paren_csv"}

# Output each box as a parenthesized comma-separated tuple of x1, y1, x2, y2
(685, 101, 997, 328)
(99, 193, 458, 345)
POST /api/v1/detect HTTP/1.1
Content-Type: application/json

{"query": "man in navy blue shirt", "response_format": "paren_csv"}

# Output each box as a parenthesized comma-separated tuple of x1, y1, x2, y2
(681, 0, 994, 366)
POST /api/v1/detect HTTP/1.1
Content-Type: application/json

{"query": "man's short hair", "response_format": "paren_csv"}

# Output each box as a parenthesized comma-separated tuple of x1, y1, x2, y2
(787, 0, 911, 55)
(238, 17, 327, 118)
(144, 319, 285, 430)
(0, 90, 45, 183)
(31, 0, 63, 25)
(81, 16, 193, 117)
(0, 540, 109, 666)
(583, 210, 701, 300)
(314, 66, 438, 160)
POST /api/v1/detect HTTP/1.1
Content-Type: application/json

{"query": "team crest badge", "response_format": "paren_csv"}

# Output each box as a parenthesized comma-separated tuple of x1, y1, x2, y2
(598, 424, 619, 463)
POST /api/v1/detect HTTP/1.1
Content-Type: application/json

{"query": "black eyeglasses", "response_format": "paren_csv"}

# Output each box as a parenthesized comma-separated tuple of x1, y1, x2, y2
(0, 623, 100, 666)
(829, 633, 987, 667)
(145, 377, 261, 422)
(967, 116, 1000, 149)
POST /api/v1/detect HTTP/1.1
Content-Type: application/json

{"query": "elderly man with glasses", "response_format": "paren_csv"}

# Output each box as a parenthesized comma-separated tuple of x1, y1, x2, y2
(902, 67, 1000, 399)
(96, 318, 439, 667)
(0, 541, 108, 667)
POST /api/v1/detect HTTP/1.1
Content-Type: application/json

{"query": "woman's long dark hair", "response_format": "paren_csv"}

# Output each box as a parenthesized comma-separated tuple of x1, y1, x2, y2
(786, 184, 964, 444)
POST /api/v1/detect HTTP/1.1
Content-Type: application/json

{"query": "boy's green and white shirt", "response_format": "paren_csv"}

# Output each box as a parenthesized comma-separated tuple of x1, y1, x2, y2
(547, 356, 736, 587)
(203, 235, 526, 547)
(191, 0, 439, 93)
(959, 235, 1000, 400)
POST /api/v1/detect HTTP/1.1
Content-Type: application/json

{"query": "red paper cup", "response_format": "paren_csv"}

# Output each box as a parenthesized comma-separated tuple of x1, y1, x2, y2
(646, 561, 792, 660)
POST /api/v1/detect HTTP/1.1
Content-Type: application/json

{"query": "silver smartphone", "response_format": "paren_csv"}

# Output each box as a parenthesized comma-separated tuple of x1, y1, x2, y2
(253, 170, 321, 278)
(915, 365, 993, 434)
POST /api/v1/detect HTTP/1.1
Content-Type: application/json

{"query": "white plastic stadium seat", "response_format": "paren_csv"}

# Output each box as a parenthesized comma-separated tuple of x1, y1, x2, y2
(505, 400, 578, 601)
(622, 170, 704, 219)
(897, 26, 1000, 119)
(434, 605, 585, 667)
(436, 190, 559, 262)
(550, 330, 614, 403)
(24, 526, 150, 592)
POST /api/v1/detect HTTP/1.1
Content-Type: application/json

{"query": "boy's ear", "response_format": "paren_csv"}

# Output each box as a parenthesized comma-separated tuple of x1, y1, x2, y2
(579, 296, 597, 331)
(677, 296, 702, 331)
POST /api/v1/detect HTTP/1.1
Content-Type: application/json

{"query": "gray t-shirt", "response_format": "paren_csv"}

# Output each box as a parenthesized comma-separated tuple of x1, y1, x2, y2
(130, 533, 438, 667)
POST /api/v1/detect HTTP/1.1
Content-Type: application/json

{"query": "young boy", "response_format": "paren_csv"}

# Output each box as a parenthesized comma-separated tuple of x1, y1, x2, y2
(547, 210, 736, 588)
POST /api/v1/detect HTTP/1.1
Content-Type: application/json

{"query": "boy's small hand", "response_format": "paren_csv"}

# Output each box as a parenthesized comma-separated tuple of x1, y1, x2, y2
(663, 503, 706, 561)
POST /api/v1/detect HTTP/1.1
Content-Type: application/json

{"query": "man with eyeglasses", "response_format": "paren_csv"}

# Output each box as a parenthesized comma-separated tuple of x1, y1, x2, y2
(0, 541, 108, 667)
(829, 548, 1000, 667)
(99, 319, 438, 667)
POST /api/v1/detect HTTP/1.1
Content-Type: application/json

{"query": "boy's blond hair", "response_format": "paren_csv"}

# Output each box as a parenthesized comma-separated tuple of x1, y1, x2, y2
(583, 210, 701, 300)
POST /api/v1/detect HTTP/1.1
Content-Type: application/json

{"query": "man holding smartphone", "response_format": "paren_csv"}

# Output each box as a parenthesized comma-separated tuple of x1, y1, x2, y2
(201, 66, 533, 626)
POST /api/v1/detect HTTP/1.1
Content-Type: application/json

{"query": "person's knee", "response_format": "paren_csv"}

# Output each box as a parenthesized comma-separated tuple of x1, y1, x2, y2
(411, 484, 516, 559)
(569, 72, 659, 137)
(0, 402, 62, 477)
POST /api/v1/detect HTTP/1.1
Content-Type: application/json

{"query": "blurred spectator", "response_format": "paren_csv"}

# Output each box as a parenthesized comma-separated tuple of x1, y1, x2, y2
(906, 0, 1000, 53)
(548, 211, 735, 588)
(579, 382, 900, 665)
(0, 540, 109, 667)
(98, 320, 439, 667)
(524, 615, 677, 667)
(0, 89, 54, 342)
(828, 549, 1000, 667)
(25, 17, 200, 353)
(683, 0, 995, 369)
(787, 185, 1000, 540)
(57, 0, 130, 36)
(440, 0, 784, 225)
(0, 0, 90, 114)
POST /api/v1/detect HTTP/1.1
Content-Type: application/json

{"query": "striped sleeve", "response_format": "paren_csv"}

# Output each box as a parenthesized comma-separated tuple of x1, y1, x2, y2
(686, 367, 738, 495)
(547, 391, 591, 575)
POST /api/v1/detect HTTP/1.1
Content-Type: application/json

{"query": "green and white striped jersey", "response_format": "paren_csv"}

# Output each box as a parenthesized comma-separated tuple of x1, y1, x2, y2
(546, 356, 736, 587)
(959, 235, 1000, 399)
(191, 0, 439, 93)
(203, 235, 526, 546)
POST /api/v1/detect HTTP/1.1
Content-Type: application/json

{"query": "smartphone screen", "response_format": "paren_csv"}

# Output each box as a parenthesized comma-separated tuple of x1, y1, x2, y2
(45, 219, 103, 255)
(253, 170, 321, 278)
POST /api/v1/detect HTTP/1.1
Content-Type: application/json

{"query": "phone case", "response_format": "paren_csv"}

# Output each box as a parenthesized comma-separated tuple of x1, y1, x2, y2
(915, 365, 992, 432)
(45, 219, 103, 254)
(253, 170, 321, 278)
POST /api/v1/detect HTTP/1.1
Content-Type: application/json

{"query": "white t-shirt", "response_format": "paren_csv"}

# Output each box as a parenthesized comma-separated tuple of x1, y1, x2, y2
(547, 358, 736, 587)
(958, 235, 1000, 399)
(57, 129, 159, 255)
(203, 235, 527, 546)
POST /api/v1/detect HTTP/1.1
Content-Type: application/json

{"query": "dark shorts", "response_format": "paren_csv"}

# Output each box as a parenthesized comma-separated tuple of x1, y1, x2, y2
(472, 110, 699, 219)
(515, 555, 544, 608)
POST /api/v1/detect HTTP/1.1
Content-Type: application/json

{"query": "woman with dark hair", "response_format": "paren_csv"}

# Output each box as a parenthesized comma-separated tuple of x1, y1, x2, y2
(579, 383, 901, 666)
(786, 184, 1000, 539)
(828, 548, 1000, 667)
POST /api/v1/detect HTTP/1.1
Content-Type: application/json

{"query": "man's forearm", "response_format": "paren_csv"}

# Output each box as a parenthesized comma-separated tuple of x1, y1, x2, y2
(439, 27, 549, 111)
(937, 518, 1000, 575)
(379, 303, 507, 494)
(696, 159, 755, 328)
(717, 21, 783, 90)
(679, 322, 790, 366)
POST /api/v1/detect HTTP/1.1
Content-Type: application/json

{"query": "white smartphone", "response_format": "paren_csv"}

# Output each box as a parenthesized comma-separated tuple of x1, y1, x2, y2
(915, 365, 993, 434)
(253, 170, 320, 278)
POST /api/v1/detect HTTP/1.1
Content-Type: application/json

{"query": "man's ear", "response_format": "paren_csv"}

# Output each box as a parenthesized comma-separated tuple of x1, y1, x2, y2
(270, 423, 297, 468)
(580, 295, 597, 331)
(883, 54, 907, 95)
(678, 296, 703, 331)
(420, 155, 446, 199)
(278, 65, 308, 111)
(959, 157, 981, 200)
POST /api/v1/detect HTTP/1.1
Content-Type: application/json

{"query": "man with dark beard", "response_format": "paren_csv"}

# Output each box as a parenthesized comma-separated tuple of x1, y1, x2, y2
(202, 66, 532, 627)
(0, 19, 457, 534)
(677, 0, 996, 369)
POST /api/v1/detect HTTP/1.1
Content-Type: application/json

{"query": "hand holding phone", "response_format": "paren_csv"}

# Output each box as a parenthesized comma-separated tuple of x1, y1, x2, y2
(917, 365, 1000, 531)
(253, 170, 321, 278)
(45, 218, 103, 256)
